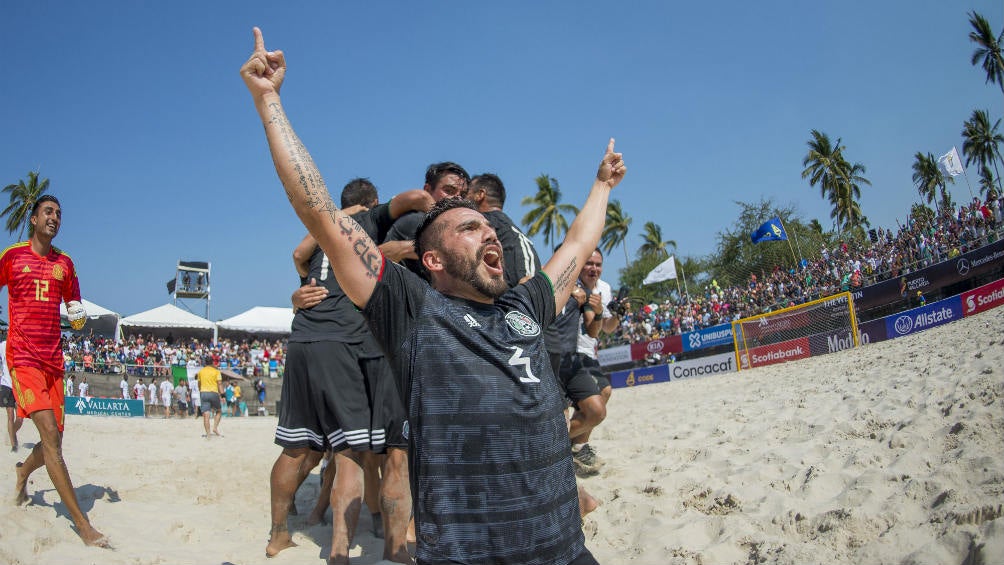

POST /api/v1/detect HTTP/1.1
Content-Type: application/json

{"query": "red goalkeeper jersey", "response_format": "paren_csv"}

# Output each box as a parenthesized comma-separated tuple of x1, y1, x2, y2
(0, 242, 81, 373)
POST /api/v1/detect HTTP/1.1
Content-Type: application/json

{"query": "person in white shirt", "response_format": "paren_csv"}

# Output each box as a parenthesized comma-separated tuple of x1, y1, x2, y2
(0, 338, 24, 452)
(148, 380, 159, 417)
(119, 377, 129, 400)
(77, 377, 89, 398)
(159, 378, 174, 418)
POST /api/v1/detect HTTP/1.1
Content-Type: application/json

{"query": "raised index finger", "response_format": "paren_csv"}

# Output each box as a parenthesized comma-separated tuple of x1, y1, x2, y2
(253, 26, 266, 53)
(606, 138, 616, 156)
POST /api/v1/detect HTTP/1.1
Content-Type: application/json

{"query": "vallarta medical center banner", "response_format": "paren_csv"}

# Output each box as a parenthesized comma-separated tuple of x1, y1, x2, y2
(65, 396, 145, 418)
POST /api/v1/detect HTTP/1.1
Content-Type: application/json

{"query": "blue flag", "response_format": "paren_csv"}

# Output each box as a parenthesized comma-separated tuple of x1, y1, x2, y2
(751, 217, 788, 243)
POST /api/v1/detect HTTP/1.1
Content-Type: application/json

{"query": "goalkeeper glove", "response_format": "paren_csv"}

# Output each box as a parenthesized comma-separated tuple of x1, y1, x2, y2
(66, 300, 87, 330)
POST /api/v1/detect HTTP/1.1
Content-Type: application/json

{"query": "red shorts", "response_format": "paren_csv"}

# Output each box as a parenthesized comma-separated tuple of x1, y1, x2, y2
(11, 366, 65, 432)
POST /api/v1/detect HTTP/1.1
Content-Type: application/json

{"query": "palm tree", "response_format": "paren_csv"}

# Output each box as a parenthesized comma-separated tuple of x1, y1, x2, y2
(600, 199, 631, 264)
(520, 174, 578, 249)
(968, 11, 1004, 97)
(978, 165, 998, 199)
(2, 170, 50, 240)
(637, 221, 676, 259)
(961, 109, 1004, 195)
(801, 130, 845, 200)
(911, 152, 950, 210)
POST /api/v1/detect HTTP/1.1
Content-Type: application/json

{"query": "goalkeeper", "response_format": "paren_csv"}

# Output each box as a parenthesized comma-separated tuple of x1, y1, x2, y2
(0, 195, 107, 548)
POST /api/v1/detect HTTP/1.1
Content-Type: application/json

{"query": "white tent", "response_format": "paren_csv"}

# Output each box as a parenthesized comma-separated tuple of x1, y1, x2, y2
(59, 298, 121, 338)
(120, 303, 217, 342)
(216, 306, 293, 336)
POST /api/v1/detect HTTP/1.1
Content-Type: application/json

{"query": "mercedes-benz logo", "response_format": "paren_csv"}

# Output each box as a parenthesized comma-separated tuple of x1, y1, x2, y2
(956, 258, 970, 275)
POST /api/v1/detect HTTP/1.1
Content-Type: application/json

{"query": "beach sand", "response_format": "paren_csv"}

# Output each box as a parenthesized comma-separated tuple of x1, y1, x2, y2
(2, 307, 1002, 564)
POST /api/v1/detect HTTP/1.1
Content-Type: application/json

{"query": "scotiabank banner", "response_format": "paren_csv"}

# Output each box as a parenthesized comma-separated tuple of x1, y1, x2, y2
(962, 277, 1004, 316)
(629, 334, 682, 360)
(739, 337, 811, 370)
(884, 296, 963, 338)
(854, 239, 1004, 311)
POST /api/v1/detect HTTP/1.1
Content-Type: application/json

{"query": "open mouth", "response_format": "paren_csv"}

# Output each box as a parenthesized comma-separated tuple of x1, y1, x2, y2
(481, 245, 503, 276)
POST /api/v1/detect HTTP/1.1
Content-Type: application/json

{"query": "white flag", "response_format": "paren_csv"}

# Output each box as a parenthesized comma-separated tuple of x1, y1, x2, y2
(643, 255, 677, 285)
(937, 146, 965, 177)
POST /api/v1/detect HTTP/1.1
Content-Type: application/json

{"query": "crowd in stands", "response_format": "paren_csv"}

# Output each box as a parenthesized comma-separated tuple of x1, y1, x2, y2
(62, 332, 285, 378)
(603, 194, 1004, 348)
(56, 195, 1003, 357)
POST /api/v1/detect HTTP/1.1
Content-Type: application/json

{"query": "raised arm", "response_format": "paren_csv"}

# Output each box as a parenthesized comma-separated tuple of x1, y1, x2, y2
(542, 139, 626, 312)
(241, 27, 380, 308)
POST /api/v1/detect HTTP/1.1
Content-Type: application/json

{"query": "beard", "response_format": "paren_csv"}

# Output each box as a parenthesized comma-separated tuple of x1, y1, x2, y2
(441, 243, 508, 299)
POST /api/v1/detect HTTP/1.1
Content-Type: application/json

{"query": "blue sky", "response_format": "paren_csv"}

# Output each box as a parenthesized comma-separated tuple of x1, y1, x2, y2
(2, 2, 1001, 322)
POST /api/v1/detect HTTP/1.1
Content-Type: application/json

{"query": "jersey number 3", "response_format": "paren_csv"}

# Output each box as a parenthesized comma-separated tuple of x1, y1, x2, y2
(508, 347, 539, 383)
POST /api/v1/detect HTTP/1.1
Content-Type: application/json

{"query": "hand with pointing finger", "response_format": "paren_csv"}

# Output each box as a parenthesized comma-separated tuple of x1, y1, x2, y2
(596, 138, 627, 190)
(240, 27, 286, 100)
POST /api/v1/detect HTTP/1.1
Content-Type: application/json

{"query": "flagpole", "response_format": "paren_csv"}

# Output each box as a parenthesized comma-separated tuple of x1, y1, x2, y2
(960, 167, 975, 201)
(779, 218, 803, 269)
(678, 258, 689, 298)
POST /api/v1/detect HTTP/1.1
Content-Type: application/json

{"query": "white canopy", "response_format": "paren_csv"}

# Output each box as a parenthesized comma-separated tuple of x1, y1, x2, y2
(120, 304, 216, 329)
(216, 306, 293, 335)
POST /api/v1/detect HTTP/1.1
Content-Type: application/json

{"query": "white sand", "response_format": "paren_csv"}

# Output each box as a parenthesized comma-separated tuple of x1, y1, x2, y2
(1, 307, 1002, 564)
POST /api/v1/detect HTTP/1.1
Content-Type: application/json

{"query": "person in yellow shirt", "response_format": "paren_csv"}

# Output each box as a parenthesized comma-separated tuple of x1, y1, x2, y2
(232, 383, 243, 417)
(196, 357, 224, 438)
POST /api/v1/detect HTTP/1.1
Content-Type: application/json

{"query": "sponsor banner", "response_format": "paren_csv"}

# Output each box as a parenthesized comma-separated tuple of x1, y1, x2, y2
(854, 239, 1004, 311)
(857, 318, 887, 345)
(962, 277, 1004, 316)
(65, 396, 145, 418)
(597, 344, 632, 367)
(884, 296, 963, 338)
(808, 329, 856, 356)
(629, 334, 682, 361)
(668, 352, 737, 381)
(682, 323, 734, 352)
(610, 364, 669, 389)
(739, 337, 812, 370)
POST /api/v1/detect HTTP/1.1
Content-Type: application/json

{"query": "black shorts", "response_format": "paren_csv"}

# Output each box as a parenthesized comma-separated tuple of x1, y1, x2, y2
(553, 352, 603, 406)
(0, 385, 16, 409)
(275, 340, 407, 453)
(200, 391, 221, 412)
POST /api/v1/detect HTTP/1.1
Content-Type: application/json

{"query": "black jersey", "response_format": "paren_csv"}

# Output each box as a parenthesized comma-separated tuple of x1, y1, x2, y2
(543, 295, 582, 355)
(382, 210, 424, 275)
(364, 261, 586, 565)
(484, 210, 541, 288)
(289, 204, 393, 344)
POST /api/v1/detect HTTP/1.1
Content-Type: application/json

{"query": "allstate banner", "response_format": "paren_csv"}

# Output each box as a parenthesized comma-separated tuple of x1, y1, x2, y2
(682, 323, 734, 352)
(884, 296, 963, 339)
(65, 396, 145, 418)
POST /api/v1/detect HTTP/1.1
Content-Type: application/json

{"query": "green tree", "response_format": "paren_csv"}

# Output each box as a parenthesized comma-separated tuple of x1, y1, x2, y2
(961, 109, 1004, 195)
(911, 151, 951, 210)
(909, 203, 935, 227)
(827, 160, 870, 234)
(801, 130, 870, 232)
(801, 130, 844, 200)
(2, 170, 51, 240)
(520, 174, 578, 249)
(968, 11, 1004, 97)
(600, 199, 632, 264)
(979, 164, 998, 199)
(637, 221, 676, 259)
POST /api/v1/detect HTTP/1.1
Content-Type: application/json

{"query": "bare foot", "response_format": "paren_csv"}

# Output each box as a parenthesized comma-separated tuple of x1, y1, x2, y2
(79, 524, 111, 548)
(265, 529, 297, 558)
(578, 485, 599, 519)
(14, 462, 29, 506)
(306, 511, 328, 526)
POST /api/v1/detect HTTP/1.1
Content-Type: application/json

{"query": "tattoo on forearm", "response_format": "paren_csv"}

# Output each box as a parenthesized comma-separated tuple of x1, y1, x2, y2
(266, 102, 330, 210)
(553, 258, 578, 292)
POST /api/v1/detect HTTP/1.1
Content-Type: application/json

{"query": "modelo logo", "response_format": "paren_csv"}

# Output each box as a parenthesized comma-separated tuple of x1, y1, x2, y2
(646, 341, 665, 353)
(893, 315, 914, 335)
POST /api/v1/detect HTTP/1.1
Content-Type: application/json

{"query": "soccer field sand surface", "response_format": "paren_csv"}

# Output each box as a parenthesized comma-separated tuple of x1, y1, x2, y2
(1, 308, 1002, 564)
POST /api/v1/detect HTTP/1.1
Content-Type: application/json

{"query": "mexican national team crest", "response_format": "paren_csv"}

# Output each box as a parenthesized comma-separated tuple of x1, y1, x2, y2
(504, 311, 540, 337)
(52, 264, 64, 281)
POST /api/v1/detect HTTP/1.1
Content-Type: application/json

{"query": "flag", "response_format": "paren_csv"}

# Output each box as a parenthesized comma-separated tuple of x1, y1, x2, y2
(937, 146, 964, 177)
(750, 217, 788, 243)
(166, 278, 176, 294)
(643, 255, 677, 285)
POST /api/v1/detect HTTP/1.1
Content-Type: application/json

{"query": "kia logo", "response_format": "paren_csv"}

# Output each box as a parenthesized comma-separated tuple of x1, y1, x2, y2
(646, 341, 665, 353)
(957, 258, 970, 275)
